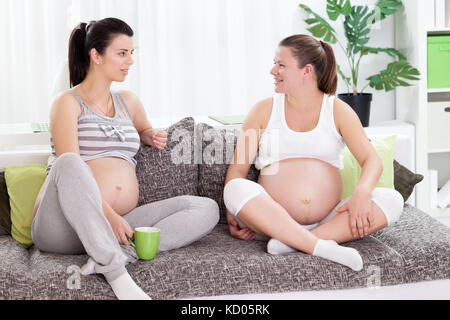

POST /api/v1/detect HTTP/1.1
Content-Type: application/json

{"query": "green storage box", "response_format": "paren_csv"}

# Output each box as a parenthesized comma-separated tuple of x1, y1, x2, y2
(427, 35, 450, 88)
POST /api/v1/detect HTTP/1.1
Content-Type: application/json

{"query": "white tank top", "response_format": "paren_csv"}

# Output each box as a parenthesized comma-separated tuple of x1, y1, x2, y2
(254, 93, 345, 170)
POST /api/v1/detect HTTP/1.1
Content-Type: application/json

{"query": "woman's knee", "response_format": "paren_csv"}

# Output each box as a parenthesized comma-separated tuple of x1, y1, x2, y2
(51, 153, 96, 187)
(199, 197, 220, 227)
(371, 188, 404, 226)
(53, 153, 86, 173)
(223, 178, 266, 217)
(181, 195, 220, 228)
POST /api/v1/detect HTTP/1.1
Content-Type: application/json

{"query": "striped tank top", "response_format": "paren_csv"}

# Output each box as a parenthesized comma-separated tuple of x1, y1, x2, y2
(46, 89, 141, 174)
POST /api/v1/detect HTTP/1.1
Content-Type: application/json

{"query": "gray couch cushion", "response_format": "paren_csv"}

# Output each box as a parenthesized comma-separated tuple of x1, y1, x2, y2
(136, 117, 198, 206)
(1, 204, 448, 299)
(371, 205, 450, 284)
(196, 123, 259, 224)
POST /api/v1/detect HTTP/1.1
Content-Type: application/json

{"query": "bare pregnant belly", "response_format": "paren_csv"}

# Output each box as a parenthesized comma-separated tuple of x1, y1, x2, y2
(87, 157, 139, 215)
(257, 158, 343, 225)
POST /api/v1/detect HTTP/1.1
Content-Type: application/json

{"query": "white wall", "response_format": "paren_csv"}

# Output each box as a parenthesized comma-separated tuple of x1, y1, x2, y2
(296, 0, 396, 125)
(0, 0, 397, 125)
(218, 0, 397, 125)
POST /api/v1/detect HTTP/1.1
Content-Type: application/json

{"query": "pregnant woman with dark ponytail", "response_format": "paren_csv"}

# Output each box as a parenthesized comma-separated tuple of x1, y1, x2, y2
(31, 17, 219, 300)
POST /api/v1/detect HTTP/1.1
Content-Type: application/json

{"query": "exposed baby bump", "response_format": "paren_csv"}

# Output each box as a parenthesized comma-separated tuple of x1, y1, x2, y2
(266, 183, 339, 224)
(95, 179, 139, 215)
(86, 157, 139, 215)
(291, 188, 340, 224)
(107, 183, 139, 214)
(258, 158, 343, 224)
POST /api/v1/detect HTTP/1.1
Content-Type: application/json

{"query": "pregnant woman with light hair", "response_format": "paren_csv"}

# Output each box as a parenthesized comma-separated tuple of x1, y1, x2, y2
(223, 34, 404, 271)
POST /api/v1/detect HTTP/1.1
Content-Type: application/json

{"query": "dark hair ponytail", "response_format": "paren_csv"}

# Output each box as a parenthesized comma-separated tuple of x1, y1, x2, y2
(279, 34, 337, 95)
(68, 18, 134, 87)
(319, 41, 337, 95)
(68, 22, 89, 88)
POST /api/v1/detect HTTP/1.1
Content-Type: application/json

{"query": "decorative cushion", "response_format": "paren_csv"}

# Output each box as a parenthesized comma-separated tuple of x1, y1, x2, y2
(393, 159, 424, 202)
(196, 123, 259, 224)
(4, 164, 46, 248)
(0, 172, 12, 236)
(136, 117, 199, 206)
(340, 135, 396, 199)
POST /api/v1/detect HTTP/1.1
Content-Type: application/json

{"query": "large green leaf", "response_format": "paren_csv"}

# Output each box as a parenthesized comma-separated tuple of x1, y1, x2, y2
(337, 64, 351, 86)
(300, 4, 337, 43)
(360, 46, 406, 60)
(375, 0, 402, 21)
(344, 5, 372, 55)
(366, 60, 420, 91)
(326, 0, 352, 21)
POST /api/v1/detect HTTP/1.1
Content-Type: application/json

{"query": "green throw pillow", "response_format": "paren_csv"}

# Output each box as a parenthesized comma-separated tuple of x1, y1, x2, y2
(340, 135, 396, 199)
(4, 164, 46, 248)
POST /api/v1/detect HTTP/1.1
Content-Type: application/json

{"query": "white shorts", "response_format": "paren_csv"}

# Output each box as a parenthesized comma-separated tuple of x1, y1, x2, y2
(223, 178, 404, 230)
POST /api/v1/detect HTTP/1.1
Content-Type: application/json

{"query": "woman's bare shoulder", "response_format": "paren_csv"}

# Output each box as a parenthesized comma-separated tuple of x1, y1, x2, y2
(54, 90, 77, 104)
(117, 89, 140, 117)
(254, 97, 273, 112)
(244, 97, 274, 130)
(333, 96, 361, 135)
(118, 89, 138, 101)
(50, 90, 81, 118)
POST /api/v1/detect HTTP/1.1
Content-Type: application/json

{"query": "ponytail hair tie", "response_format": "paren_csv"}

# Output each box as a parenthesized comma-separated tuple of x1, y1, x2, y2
(85, 21, 96, 35)
(76, 23, 85, 31)
(320, 40, 325, 48)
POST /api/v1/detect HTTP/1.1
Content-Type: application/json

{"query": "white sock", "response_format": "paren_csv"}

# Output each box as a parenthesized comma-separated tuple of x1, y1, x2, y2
(80, 257, 96, 276)
(267, 238, 298, 255)
(108, 272, 152, 300)
(312, 239, 363, 271)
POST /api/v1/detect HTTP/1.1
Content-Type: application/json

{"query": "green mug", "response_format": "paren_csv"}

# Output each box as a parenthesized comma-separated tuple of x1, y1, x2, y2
(128, 227, 160, 260)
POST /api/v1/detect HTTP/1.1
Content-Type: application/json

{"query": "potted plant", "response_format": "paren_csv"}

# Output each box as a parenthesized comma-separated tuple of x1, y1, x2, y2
(299, 0, 420, 126)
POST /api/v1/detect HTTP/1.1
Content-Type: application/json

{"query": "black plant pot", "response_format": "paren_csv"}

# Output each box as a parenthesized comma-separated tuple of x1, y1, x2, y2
(337, 93, 372, 127)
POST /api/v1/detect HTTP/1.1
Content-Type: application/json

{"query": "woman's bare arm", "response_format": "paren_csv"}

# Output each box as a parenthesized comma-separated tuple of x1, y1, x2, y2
(33, 92, 81, 218)
(119, 90, 167, 149)
(224, 97, 272, 239)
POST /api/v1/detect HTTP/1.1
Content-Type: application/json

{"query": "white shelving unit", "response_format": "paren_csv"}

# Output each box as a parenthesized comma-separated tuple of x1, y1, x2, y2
(395, 0, 450, 219)
(427, 88, 450, 93)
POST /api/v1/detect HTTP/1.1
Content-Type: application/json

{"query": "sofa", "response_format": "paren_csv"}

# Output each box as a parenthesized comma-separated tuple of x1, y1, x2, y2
(0, 117, 449, 300)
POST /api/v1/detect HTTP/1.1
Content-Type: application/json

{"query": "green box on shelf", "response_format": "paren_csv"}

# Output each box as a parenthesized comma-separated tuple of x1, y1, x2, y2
(427, 35, 450, 88)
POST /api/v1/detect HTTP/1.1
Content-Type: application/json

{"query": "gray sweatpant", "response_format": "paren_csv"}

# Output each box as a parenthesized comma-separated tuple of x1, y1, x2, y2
(31, 153, 219, 282)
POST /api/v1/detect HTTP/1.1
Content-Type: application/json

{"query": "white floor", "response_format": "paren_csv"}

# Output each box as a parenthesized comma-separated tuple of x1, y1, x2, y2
(435, 215, 450, 227)
(187, 279, 450, 300)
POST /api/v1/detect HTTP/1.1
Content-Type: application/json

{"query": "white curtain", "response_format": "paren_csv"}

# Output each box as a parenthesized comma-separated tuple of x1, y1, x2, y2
(0, 0, 308, 124)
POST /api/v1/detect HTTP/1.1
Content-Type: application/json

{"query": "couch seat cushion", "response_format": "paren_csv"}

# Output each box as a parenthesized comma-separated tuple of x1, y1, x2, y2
(371, 205, 450, 284)
(1, 205, 448, 300)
